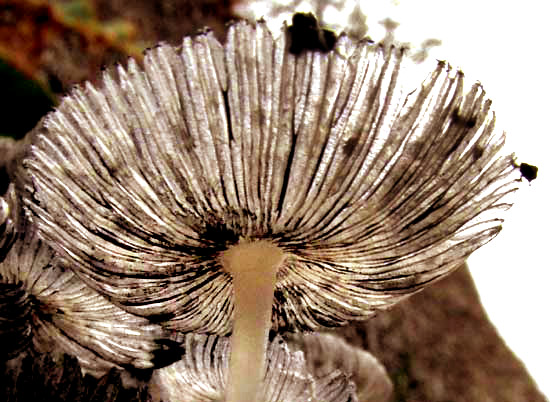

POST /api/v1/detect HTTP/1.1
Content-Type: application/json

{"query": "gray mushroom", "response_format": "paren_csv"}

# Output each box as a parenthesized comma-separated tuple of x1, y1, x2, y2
(289, 332, 393, 402)
(21, 20, 522, 400)
(0, 190, 164, 376)
(150, 333, 358, 402)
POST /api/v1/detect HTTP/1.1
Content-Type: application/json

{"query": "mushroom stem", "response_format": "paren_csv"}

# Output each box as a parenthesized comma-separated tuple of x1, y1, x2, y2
(222, 240, 285, 402)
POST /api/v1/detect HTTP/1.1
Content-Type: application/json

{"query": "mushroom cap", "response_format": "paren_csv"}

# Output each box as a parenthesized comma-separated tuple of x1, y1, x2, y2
(0, 205, 165, 376)
(1, 185, 31, 358)
(289, 332, 393, 402)
(150, 333, 356, 402)
(22, 20, 519, 334)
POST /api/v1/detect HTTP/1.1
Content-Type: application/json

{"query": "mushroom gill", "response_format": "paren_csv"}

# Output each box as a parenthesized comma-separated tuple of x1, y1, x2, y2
(21, 19, 522, 401)
(150, 333, 361, 402)
(289, 332, 393, 402)
(0, 187, 164, 376)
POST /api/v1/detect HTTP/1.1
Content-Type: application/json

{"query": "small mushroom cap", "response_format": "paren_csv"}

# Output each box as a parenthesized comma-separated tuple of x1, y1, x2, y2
(0, 218, 165, 376)
(1, 185, 30, 359)
(149, 333, 356, 402)
(22, 20, 519, 334)
(289, 332, 393, 402)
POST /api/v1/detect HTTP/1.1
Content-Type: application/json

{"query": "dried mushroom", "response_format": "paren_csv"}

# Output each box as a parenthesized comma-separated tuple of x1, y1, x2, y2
(0, 199, 164, 376)
(21, 19, 523, 401)
(150, 333, 356, 402)
(290, 332, 393, 402)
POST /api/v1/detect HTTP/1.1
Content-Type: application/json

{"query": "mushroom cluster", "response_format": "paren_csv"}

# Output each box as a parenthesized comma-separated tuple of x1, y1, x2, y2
(0, 14, 533, 402)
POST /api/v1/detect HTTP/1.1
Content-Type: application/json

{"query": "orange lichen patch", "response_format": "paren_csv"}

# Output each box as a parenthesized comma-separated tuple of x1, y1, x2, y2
(48, 0, 142, 58)
(0, 0, 143, 89)
(0, 2, 53, 81)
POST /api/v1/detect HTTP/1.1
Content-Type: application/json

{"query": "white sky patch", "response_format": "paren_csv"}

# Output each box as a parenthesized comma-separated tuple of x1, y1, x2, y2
(234, 0, 549, 397)
(375, 2, 550, 397)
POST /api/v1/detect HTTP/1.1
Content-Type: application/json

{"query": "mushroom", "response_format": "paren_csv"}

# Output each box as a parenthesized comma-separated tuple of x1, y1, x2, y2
(21, 19, 522, 401)
(0, 185, 164, 376)
(1, 185, 30, 359)
(150, 333, 363, 402)
(289, 332, 393, 402)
